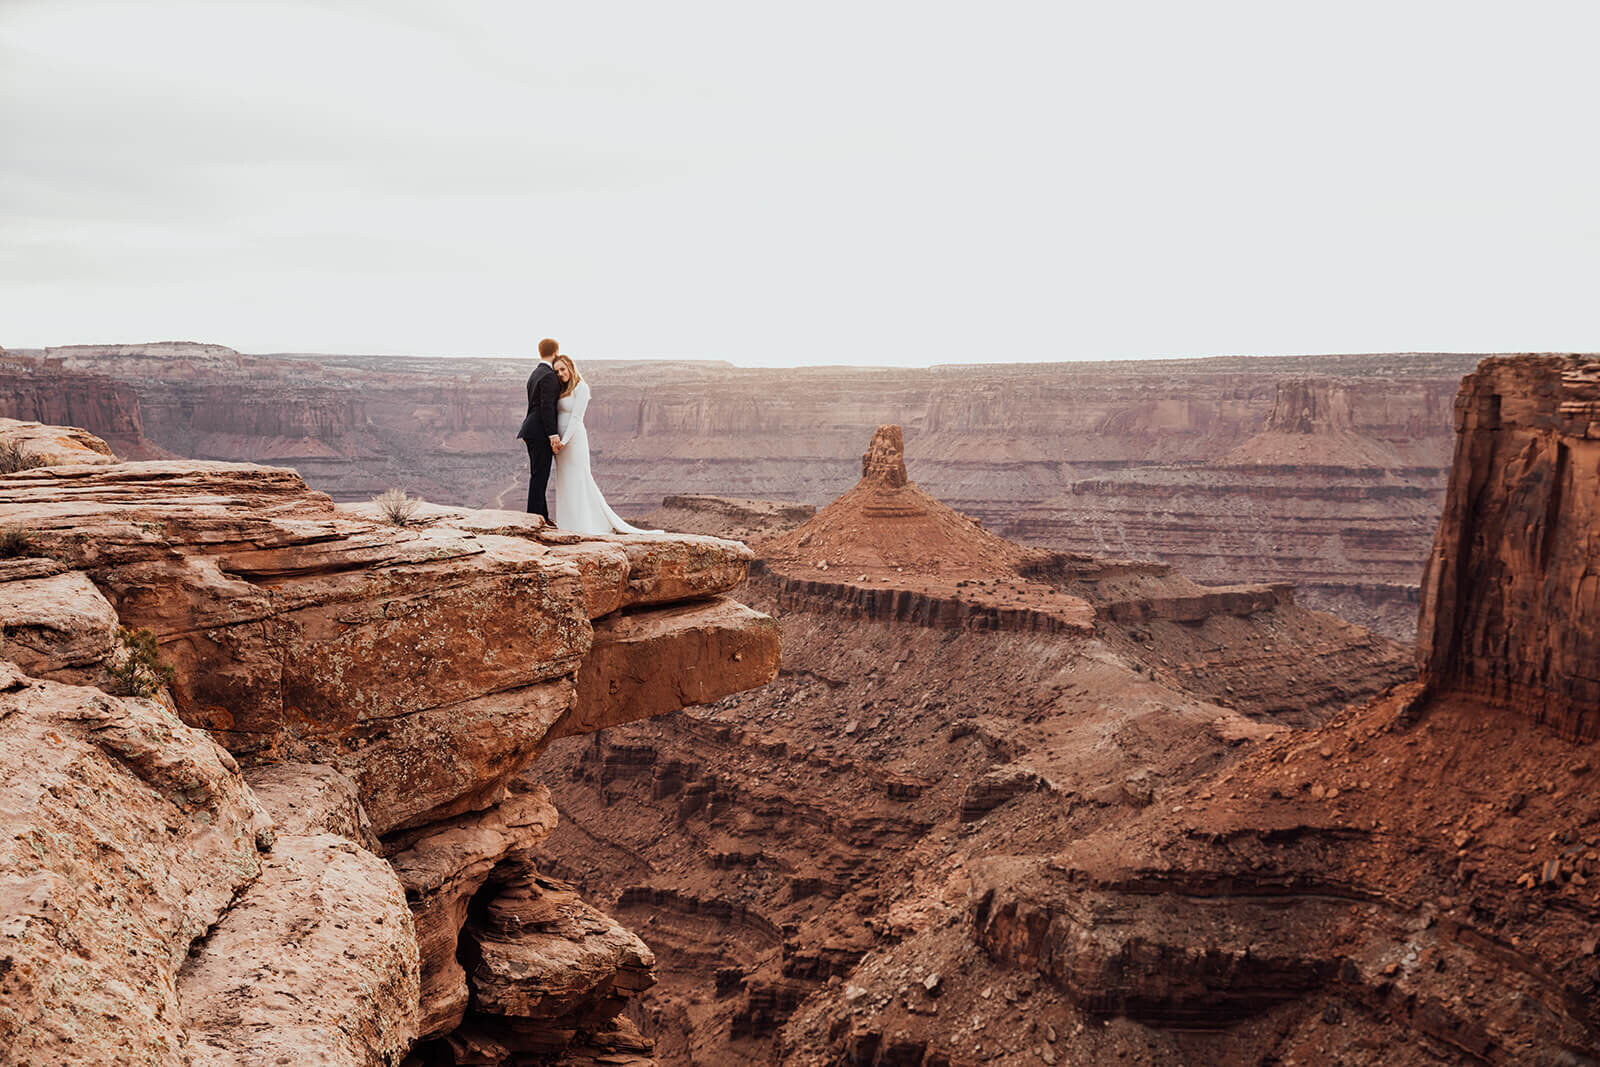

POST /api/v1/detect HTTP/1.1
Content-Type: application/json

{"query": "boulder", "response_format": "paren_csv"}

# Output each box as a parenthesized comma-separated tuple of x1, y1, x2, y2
(0, 568, 118, 678)
(448, 866, 657, 1061)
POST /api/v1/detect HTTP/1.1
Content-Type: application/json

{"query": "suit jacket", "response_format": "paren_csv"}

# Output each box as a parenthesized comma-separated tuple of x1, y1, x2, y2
(516, 363, 561, 445)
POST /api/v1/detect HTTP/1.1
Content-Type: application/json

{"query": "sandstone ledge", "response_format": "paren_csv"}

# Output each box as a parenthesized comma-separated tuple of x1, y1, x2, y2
(0, 456, 777, 833)
(0, 416, 116, 467)
(561, 598, 781, 739)
(0, 439, 781, 1066)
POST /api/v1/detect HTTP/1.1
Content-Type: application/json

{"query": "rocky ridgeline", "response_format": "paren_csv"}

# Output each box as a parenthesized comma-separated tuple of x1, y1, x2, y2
(0, 419, 778, 1065)
(750, 566, 1090, 635)
(0, 344, 1496, 637)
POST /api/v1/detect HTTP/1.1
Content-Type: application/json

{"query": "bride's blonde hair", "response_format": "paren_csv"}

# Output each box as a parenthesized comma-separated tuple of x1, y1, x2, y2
(552, 354, 582, 397)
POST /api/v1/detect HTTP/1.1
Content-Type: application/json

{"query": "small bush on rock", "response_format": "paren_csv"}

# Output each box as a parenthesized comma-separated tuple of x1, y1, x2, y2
(374, 487, 421, 526)
(0, 441, 40, 474)
(110, 626, 177, 698)
(0, 528, 36, 558)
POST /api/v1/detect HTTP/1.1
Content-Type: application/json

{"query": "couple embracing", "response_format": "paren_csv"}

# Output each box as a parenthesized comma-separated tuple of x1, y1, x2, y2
(516, 338, 658, 536)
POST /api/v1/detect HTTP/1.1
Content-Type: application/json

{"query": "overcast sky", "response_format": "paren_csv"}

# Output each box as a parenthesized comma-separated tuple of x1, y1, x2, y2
(2, 1, 1595, 367)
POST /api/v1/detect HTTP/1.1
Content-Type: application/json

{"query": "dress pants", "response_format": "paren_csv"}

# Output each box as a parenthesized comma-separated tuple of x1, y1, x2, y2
(524, 438, 553, 521)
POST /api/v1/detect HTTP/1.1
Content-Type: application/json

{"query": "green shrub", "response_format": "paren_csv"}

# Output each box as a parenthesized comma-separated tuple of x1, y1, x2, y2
(110, 627, 177, 698)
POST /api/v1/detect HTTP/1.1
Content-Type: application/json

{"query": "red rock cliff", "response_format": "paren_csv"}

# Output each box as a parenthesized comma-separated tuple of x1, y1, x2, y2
(0, 363, 154, 457)
(0, 419, 780, 1065)
(949, 356, 1600, 1064)
(1417, 354, 1600, 740)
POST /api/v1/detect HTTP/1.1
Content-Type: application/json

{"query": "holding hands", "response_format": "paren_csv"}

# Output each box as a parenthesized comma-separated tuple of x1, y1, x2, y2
(549, 435, 563, 455)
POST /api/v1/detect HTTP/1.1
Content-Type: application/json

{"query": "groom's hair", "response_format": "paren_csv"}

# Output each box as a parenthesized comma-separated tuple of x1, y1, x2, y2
(538, 338, 559, 359)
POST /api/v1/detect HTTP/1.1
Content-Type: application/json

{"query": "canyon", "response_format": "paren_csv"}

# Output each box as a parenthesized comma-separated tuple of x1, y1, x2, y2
(527, 357, 1600, 1063)
(0, 342, 1492, 639)
(3, 348, 1597, 1065)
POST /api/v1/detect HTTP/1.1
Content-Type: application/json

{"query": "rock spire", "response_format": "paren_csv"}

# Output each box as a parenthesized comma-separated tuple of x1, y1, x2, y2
(860, 425, 908, 488)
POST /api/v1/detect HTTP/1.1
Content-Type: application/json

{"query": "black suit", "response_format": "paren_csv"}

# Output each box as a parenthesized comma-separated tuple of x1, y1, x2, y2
(516, 362, 562, 520)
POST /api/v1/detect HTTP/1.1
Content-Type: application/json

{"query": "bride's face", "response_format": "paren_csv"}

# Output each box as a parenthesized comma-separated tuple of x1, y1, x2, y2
(556, 363, 571, 383)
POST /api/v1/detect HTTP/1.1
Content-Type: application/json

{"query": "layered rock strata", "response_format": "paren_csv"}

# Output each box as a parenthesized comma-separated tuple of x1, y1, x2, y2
(1417, 355, 1600, 740)
(0, 459, 774, 833)
(531, 427, 1416, 1062)
(0, 422, 780, 1064)
(0, 344, 1499, 637)
(949, 356, 1600, 1064)
(0, 363, 156, 459)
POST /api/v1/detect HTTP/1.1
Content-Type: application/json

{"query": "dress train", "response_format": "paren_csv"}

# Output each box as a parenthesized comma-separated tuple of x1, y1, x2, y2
(553, 380, 662, 536)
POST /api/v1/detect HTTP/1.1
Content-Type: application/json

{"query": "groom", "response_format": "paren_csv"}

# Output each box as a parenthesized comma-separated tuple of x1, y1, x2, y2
(516, 338, 564, 521)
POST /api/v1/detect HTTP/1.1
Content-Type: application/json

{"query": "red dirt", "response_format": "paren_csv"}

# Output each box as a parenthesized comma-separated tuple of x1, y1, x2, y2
(760, 426, 1095, 632)
(532, 425, 1420, 1064)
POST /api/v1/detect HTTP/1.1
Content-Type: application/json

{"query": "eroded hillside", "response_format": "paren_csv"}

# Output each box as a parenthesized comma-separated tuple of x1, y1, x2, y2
(531, 425, 1417, 1063)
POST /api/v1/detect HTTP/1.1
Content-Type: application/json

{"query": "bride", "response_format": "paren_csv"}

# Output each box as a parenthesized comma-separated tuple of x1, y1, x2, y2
(550, 354, 660, 535)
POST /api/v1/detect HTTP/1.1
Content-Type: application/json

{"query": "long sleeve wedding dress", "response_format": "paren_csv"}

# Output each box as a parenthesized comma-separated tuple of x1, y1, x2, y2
(552, 380, 660, 535)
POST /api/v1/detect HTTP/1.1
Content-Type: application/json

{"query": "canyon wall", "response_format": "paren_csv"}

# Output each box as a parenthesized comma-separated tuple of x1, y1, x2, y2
(0, 356, 156, 458)
(958, 355, 1600, 1064)
(1417, 355, 1600, 740)
(0, 342, 1499, 638)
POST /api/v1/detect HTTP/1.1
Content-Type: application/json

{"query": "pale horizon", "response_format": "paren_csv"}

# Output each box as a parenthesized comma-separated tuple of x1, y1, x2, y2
(4, 1, 1598, 368)
(8, 338, 1557, 372)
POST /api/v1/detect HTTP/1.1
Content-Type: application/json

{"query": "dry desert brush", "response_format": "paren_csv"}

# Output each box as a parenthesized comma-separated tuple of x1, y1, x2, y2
(373, 487, 422, 526)
(0, 440, 40, 474)
(0, 528, 36, 558)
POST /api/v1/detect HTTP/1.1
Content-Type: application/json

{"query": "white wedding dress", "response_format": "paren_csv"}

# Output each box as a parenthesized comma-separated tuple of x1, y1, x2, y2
(553, 380, 660, 535)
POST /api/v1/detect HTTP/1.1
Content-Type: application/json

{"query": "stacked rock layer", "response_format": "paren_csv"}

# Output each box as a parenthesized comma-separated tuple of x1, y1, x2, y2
(0, 422, 779, 1065)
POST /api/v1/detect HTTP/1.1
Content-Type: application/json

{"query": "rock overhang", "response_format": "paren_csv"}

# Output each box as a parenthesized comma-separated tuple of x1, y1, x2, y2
(0, 451, 780, 835)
